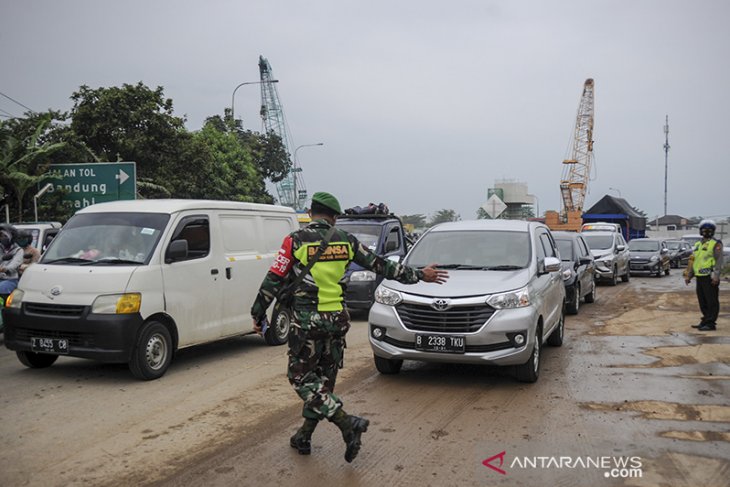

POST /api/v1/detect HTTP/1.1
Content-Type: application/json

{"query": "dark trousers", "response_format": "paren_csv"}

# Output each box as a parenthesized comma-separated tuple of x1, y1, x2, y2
(695, 276, 720, 325)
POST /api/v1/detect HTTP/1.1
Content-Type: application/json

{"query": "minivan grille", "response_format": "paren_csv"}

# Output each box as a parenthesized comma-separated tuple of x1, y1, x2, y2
(24, 303, 87, 317)
(396, 302, 495, 333)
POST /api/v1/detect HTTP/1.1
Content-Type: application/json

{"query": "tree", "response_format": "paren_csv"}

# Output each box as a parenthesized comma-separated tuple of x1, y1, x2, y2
(429, 209, 460, 226)
(0, 117, 67, 221)
(400, 214, 428, 228)
(476, 207, 488, 219)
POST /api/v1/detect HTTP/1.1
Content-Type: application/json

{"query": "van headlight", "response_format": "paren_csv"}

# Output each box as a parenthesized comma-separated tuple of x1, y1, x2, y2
(92, 293, 141, 314)
(350, 270, 376, 282)
(5, 289, 23, 309)
(374, 286, 402, 306)
(487, 286, 530, 309)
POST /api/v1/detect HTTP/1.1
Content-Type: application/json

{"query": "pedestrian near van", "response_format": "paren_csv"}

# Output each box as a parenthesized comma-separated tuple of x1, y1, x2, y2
(251, 192, 448, 463)
(0, 225, 24, 295)
(17, 230, 41, 276)
(684, 219, 724, 331)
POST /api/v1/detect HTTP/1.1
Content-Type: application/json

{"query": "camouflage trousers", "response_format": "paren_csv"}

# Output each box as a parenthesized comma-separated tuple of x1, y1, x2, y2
(287, 309, 351, 420)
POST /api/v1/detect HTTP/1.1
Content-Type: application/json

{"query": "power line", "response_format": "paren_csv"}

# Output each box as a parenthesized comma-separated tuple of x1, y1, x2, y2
(0, 107, 17, 118)
(0, 91, 35, 113)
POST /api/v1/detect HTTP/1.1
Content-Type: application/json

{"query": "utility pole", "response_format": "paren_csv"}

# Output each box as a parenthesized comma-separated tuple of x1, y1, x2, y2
(663, 115, 670, 217)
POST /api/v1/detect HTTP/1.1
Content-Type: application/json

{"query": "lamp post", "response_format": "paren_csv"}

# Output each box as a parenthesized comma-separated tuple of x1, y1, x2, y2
(293, 143, 324, 210)
(231, 80, 278, 121)
(34, 183, 53, 223)
(609, 187, 622, 197)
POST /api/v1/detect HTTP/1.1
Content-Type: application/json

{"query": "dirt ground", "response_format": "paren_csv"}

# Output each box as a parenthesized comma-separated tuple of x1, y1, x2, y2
(0, 274, 728, 487)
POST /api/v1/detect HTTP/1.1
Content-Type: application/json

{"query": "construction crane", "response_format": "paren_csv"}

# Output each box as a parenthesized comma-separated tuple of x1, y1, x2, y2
(559, 78, 595, 220)
(258, 55, 307, 210)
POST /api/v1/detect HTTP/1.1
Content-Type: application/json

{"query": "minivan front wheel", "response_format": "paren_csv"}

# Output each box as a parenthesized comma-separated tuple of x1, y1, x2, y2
(566, 284, 580, 315)
(374, 355, 403, 374)
(514, 325, 541, 383)
(129, 321, 173, 381)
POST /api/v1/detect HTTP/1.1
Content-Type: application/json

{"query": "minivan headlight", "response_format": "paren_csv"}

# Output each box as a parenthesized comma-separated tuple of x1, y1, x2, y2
(374, 286, 402, 306)
(92, 293, 141, 314)
(487, 286, 530, 309)
(350, 270, 376, 282)
(650, 255, 658, 262)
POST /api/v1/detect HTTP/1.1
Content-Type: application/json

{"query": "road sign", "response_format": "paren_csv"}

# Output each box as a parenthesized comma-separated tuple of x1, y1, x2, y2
(482, 194, 507, 219)
(43, 162, 136, 209)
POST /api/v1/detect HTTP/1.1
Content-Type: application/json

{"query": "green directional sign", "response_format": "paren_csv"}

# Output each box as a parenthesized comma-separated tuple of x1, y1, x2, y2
(43, 162, 137, 209)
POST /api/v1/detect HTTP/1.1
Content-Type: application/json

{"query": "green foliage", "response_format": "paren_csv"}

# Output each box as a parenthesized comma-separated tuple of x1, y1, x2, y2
(429, 209, 460, 226)
(400, 214, 428, 228)
(476, 207, 488, 219)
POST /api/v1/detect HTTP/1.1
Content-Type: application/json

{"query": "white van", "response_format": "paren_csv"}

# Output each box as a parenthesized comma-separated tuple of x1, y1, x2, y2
(581, 222, 622, 233)
(2, 200, 298, 380)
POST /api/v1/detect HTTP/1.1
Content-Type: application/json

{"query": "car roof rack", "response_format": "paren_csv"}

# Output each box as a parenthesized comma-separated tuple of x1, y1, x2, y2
(338, 213, 397, 221)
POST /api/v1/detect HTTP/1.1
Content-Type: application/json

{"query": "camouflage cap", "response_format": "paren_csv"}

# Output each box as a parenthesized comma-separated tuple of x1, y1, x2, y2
(311, 192, 342, 215)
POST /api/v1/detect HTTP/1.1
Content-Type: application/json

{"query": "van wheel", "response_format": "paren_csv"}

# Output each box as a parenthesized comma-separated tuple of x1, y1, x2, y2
(621, 266, 630, 283)
(547, 310, 564, 347)
(17, 351, 58, 368)
(129, 321, 172, 381)
(374, 355, 403, 374)
(514, 325, 541, 383)
(265, 307, 291, 346)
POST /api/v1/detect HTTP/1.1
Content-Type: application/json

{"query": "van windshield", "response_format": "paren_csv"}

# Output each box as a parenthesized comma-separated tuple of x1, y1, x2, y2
(405, 230, 530, 269)
(336, 223, 381, 250)
(42, 212, 169, 265)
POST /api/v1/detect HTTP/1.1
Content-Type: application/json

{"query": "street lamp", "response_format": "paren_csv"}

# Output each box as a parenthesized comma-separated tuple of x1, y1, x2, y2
(34, 183, 53, 223)
(609, 187, 622, 197)
(293, 143, 324, 209)
(231, 80, 278, 120)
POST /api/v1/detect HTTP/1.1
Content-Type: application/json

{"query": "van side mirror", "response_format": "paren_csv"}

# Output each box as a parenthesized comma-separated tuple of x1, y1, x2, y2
(165, 239, 188, 263)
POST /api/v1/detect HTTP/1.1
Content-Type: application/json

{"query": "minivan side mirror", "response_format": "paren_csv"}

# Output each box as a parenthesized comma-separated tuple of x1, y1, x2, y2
(165, 239, 189, 263)
(616, 244, 626, 252)
(542, 256, 561, 274)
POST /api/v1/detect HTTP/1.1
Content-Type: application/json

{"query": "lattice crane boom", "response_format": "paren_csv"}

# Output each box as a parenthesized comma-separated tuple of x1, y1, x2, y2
(560, 78, 595, 218)
(258, 55, 306, 210)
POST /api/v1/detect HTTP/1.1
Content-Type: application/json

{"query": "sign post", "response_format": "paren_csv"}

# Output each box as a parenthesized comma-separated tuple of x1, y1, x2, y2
(42, 162, 137, 209)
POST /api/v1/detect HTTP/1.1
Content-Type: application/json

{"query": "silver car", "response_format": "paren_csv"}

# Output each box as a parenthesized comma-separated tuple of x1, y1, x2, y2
(369, 220, 565, 383)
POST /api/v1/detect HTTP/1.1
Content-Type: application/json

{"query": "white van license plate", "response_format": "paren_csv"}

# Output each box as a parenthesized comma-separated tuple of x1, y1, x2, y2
(415, 334, 465, 353)
(30, 337, 69, 354)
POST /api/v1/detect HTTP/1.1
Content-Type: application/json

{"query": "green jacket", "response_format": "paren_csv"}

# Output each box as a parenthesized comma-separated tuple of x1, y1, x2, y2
(251, 219, 423, 319)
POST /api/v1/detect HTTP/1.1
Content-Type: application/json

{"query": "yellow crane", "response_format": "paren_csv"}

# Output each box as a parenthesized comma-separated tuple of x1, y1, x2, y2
(560, 78, 595, 220)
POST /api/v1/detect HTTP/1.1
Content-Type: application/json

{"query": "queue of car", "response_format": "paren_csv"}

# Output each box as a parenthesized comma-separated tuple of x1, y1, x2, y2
(1, 208, 706, 386)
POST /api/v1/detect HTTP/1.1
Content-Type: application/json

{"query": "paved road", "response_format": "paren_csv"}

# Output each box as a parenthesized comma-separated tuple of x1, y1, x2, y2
(1, 274, 728, 486)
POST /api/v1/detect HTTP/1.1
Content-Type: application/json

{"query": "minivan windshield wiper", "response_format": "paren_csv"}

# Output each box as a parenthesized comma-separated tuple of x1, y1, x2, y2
(483, 265, 524, 271)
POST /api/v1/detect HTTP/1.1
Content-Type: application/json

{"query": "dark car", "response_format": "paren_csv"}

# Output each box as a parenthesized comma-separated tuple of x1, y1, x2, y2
(552, 231, 596, 314)
(628, 238, 671, 277)
(665, 240, 692, 268)
(335, 214, 410, 312)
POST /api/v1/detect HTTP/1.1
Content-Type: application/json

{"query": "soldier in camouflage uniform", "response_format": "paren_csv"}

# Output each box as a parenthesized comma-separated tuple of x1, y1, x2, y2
(251, 192, 448, 463)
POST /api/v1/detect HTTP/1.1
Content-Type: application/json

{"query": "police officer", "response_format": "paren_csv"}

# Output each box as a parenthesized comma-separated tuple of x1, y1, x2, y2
(684, 220, 724, 331)
(251, 192, 448, 463)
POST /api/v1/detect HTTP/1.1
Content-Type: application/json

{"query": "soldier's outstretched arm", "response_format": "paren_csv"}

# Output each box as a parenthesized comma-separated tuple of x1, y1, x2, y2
(351, 237, 448, 285)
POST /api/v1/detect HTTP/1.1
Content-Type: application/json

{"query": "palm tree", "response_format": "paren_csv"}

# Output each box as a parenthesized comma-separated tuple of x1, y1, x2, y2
(0, 118, 66, 221)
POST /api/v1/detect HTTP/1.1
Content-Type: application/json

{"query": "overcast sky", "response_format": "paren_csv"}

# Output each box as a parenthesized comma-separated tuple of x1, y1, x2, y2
(1, 1, 728, 221)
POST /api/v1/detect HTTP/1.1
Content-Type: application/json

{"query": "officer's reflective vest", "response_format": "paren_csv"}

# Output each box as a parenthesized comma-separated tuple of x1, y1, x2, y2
(692, 238, 717, 276)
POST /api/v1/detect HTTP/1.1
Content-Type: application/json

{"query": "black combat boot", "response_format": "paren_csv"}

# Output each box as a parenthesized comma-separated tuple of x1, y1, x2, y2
(329, 408, 370, 463)
(290, 418, 318, 455)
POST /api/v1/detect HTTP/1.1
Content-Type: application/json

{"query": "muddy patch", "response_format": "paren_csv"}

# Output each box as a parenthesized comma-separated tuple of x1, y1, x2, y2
(582, 400, 730, 422)
(627, 344, 730, 368)
(624, 451, 730, 487)
(659, 430, 730, 442)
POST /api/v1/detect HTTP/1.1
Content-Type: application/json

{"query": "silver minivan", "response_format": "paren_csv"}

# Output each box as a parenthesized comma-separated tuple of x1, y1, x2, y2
(369, 219, 565, 383)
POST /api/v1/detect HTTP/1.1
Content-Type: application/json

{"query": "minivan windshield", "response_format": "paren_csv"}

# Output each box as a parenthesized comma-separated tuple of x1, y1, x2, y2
(42, 212, 170, 265)
(583, 234, 614, 250)
(336, 223, 381, 250)
(629, 240, 660, 252)
(405, 230, 530, 269)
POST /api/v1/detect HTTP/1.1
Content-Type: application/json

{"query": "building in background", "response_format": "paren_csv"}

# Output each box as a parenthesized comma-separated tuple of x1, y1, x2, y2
(486, 179, 536, 220)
